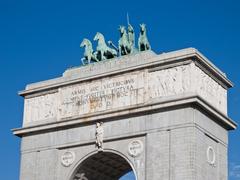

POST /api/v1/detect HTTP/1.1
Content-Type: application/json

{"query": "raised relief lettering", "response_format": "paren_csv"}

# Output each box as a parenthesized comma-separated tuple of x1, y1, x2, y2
(23, 63, 227, 124)
(59, 72, 145, 118)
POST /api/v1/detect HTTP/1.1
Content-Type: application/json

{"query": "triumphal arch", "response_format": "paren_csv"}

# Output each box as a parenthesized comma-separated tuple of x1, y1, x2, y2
(13, 23, 236, 180)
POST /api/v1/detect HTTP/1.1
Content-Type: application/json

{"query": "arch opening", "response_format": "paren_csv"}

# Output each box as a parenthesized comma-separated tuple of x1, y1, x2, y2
(72, 152, 136, 180)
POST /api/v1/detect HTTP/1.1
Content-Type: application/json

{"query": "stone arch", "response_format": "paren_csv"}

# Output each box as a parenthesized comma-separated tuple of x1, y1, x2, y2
(69, 150, 137, 180)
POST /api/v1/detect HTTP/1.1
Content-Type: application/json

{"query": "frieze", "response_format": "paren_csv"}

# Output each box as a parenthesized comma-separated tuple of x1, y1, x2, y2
(23, 63, 227, 125)
(23, 92, 58, 124)
(194, 66, 227, 114)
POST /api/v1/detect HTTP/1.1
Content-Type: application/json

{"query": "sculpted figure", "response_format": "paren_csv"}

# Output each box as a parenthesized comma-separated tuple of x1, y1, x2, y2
(96, 122, 104, 151)
(94, 32, 117, 61)
(80, 38, 98, 65)
(80, 21, 152, 65)
(118, 26, 131, 56)
(138, 24, 151, 51)
(127, 24, 136, 53)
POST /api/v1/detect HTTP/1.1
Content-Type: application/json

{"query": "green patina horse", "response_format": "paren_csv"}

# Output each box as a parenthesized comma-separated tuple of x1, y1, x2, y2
(80, 22, 152, 65)
(118, 26, 132, 56)
(94, 32, 117, 61)
(138, 24, 151, 51)
(80, 38, 98, 65)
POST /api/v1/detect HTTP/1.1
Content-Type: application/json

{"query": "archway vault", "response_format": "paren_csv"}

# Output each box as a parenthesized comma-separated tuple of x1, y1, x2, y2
(72, 151, 135, 180)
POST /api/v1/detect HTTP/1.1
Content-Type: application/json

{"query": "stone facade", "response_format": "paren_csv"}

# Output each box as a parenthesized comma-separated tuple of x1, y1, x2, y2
(13, 48, 236, 180)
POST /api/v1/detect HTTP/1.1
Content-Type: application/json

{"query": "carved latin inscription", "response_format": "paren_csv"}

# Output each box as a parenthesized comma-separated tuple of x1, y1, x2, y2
(59, 71, 145, 118)
(23, 63, 227, 125)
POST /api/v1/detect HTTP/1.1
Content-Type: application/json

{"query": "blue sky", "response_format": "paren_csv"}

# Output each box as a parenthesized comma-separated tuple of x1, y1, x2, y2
(0, 0, 239, 179)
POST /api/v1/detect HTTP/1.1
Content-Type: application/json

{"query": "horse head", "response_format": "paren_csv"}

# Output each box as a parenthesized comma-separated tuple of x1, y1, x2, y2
(94, 32, 104, 42)
(119, 26, 126, 36)
(80, 38, 91, 48)
(140, 24, 146, 34)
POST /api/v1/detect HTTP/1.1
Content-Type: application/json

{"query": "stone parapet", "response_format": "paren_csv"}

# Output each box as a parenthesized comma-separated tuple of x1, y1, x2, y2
(14, 48, 236, 135)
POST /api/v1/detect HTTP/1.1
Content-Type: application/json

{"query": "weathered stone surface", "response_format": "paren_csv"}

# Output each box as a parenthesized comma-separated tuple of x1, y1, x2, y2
(13, 48, 237, 180)
(24, 92, 58, 124)
(21, 49, 230, 127)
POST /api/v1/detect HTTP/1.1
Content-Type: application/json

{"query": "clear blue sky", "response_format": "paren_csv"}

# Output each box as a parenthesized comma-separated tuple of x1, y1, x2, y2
(0, 0, 239, 179)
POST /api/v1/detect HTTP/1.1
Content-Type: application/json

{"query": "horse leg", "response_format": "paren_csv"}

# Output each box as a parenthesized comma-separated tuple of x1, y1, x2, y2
(138, 41, 141, 51)
(123, 47, 128, 55)
(112, 49, 117, 57)
(93, 51, 99, 61)
(101, 50, 106, 60)
(127, 45, 131, 54)
(81, 57, 86, 65)
(119, 46, 122, 56)
(88, 55, 92, 64)
(92, 54, 98, 62)
(147, 43, 151, 50)
(111, 48, 117, 57)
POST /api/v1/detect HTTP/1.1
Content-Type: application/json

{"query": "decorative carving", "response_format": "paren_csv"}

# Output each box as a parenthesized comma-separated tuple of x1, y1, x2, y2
(148, 64, 226, 114)
(207, 146, 216, 166)
(96, 122, 104, 151)
(194, 66, 227, 114)
(24, 64, 227, 124)
(128, 140, 144, 157)
(24, 93, 57, 124)
(148, 65, 192, 98)
(61, 151, 75, 167)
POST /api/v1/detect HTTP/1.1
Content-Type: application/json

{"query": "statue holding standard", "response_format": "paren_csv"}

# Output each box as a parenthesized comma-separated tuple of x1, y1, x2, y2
(128, 23, 136, 53)
(118, 26, 131, 56)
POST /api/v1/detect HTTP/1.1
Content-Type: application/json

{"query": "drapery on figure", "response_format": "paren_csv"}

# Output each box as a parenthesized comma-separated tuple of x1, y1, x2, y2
(96, 122, 104, 151)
